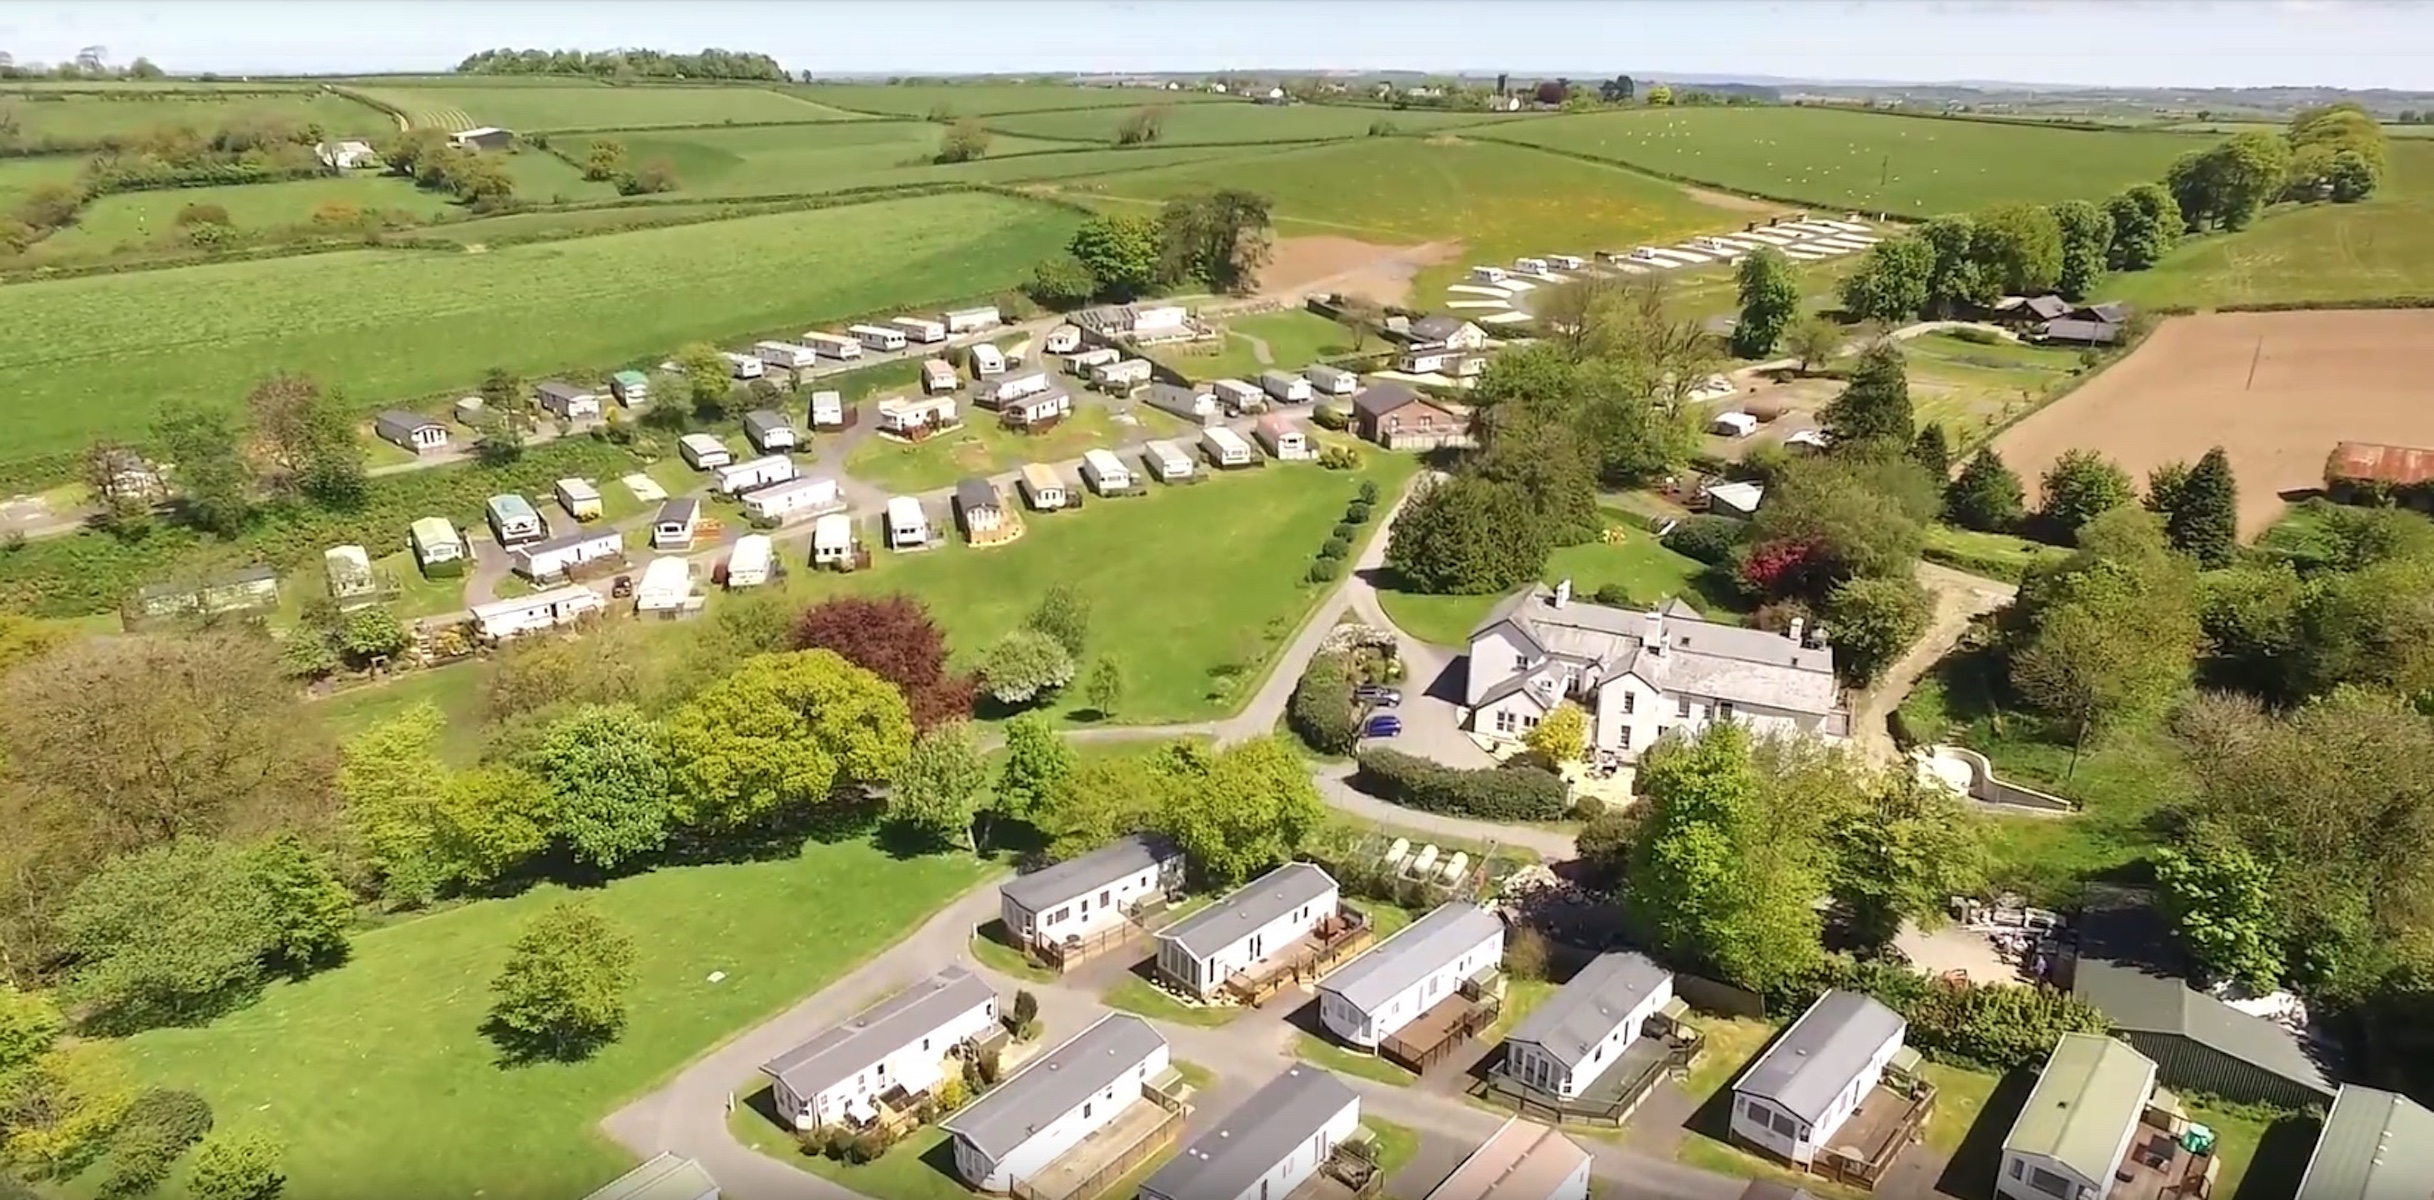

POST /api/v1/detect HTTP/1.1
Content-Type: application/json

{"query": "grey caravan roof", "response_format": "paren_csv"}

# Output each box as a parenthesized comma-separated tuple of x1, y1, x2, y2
(743, 409, 793, 436)
(1318, 903, 1503, 1014)
(955, 477, 1001, 513)
(1506, 951, 1672, 1068)
(1159, 862, 1337, 960)
(760, 966, 994, 1101)
(1139, 1065, 1357, 1200)
(941, 1014, 1166, 1161)
(1735, 989, 1905, 1126)
(1001, 834, 1181, 915)
(655, 498, 699, 527)
(374, 409, 438, 440)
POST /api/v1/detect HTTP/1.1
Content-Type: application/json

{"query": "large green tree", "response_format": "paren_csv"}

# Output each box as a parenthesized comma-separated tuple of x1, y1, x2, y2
(1066, 213, 1166, 301)
(485, 900, 636, 1062)
(151, 399, 256, 536)
(1024, 583, 1092, 660)
(1151, 738, 1326, 888)
(995, 713, 1075, 831)
(1970, 203, 2065, 297)
(2103, 182, 2184, 270)
(1731, 246, 1800, 357)
(1946, 449, 2026, 532)
(2160, 446, 2238, 568)
(523, 704, 671, 871)
(58, 839, 275, 1033)
(1822, 575, 1932, 688)
(1837, 234, 1933, 324)
(2008, 508, 2201, 753)
(1818, 340, 1913, 452)
(2167, 132, 2292, 231)
(662, 651, 915, 829)
(2153, 834, 2285, 992)
(888, 721, 992, 851)
(2036, 448, 2136, 541)
(2048, 199, 2114, 300)
(1919, 215, 1991, 317)
(1383, 476, 1551, 595)
(1829, 777, 1986, 947)
(980, 630, 1076, 707)
(244, 835, 353, 977)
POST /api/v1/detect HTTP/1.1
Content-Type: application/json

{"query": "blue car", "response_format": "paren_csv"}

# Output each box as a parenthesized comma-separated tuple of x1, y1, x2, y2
(1362, 714, 1404, 738)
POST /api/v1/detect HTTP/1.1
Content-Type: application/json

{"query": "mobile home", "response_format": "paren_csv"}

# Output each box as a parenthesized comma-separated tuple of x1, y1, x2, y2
(741, 475, 844, 523)
(944, 306, 1001, 334)
(1729, 990, 1907, 1167)
(761, 966, 997, 1131)
(876, 395, 958, 436)
(1514, 256, 1550, 274)
(1019, 463, 1070, 511)
(801, 331, 863, 361)
(811, 512, 857, 567)
(1001, 388, 1072, 430)
(652, 498, 700, 550)
(472, 586, 603, 641)
(721, 352, 766, 380)
(1256, 415, 1312, 460)
(921, 359, 959, 395)
(1142, 382, 1220, 426)
(985, 371, 1053, 407)
(1044, 324, 1083, 354)
(1305, 364, 1359, 397)
(1261, 370, 1313, 404)
(553, 478, 604, 521)
(409, 517, 467, 576)
(886, 496, 932, 548)
(1547, 254, 1587, 270)
(1317, 903, 1504, 1048)
(713, 454, 798, 496)
(967, 343, 1006, 378)
(755, 340, 820, 371)
(324, 544, 377, 604)
(999, 835, 1184, 954)
(956, 478, 1015, 546)
(512, 528, 624, 583)
(1091, 358, 1154, 391)
(850, 324, 908, 352)
(808, 389, 847, 428)
(374, 409, 448, 454)
(535, 380, 601, 420)
(1155, 863, 1339, 999)
(1201, 426, 1256, 469)
(1471, 265, 1510, 284)
(1503, 952, 1675, 1100)
(634, 556, 694, 613)
(1140, 1066, 1358, 1200)
(678, 433, 732, 470)
(891, 315, 948, 344)
(1143, 440, 1196, 483)
(1080, 448, 1136, 495)
(609, 369, 651, 406)
(742, 409, 799, 453)
(1212, 378, 1266, 414)
(941, 1014, 1168, 1193)
(1063, 346, 1120, 371)
(486, 493, 547, 547)
(725, 534, 775, 589)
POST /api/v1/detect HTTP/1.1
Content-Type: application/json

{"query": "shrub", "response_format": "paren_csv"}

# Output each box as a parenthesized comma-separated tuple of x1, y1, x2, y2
(1312, 406, 1350, 431)
(1318, 444, 1362, 470)
(1357, 479, 1380, 504)
(1288, 651, 1361, 755)
(1504, 926, 1552, 981)
(1345, 500, 1373, 525)
(1811, 958, 2113, 1071)
(1307, 559, 1343, 583)
(1332, 522, 1357, 542)
(97, 1088, 215, 1198)
(1353, 748, 1568, 821)
(1947, 325, 2005, 346)
(1661, 515, 1743, 566)
(1320, 536, 1351, 560)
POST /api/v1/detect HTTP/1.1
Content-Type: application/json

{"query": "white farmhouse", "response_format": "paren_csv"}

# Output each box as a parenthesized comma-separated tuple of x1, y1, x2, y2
(1154, 862, 1338, 1000)
(942, 1014, 1169, 1192)
(1465, 582, 1845, 761)
(1728, 989, 1906, 1168)
(760, 965, 998, 1130)
(998, 834, 1185, 957)
(1502, 952, 1675, 1100)
(1139, 1066, 1359, 1200)
(1317, 903, 1504, 1048)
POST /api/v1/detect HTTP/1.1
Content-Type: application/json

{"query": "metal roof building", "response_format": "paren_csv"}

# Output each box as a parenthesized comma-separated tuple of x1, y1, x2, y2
(1139, 1065, 1356, 1200)
(2295, 1085, 2434, 1200)
(1735, 990, 1906, 1126)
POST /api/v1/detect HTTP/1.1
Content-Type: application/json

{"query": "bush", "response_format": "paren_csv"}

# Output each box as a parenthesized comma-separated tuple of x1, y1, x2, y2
(1320, 536, 1351, 560)
(1332, 522, 1357, 542)
(1811, 958, 2114, 1071)
(1504, 926, 1552, 981)
(1307, 559, 1343, 583)
(1358, 479, 1381, 504)
(1946, 325, 2005, 345)
(1317, 445, 1362, 471)
(1288, 652, 1361, 755)
(1353, 747, 1568, 821)
(97, 1089, 215, 1198)
(1661, 515, 1743, 566)
(1312, 406, 1350, 431)
(1345, 500, 1373, 525)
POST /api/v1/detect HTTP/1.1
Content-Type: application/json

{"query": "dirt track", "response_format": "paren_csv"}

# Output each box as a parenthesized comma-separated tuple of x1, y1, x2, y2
(1994, 310, 2434, 537)
(1258, 236, 1458, 307)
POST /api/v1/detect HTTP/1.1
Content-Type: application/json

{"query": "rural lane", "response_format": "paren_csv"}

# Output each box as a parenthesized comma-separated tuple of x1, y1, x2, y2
(1848, 562, 2017, 767)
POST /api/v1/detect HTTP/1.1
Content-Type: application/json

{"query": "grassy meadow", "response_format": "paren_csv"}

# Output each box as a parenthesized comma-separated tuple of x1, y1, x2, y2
(1474, 106, 2198, 215)
(788, 83, 1232, 118)
(40, 174, 460, 253)
(1154, 308, 1359, 381)
(1377, 529, 1732, 646)
(556, 123, 1265, 199)
(0, 153, 89, 206)
(978, 103, 1520, 145)
(0, 84, 394, 141)
(0, 191, 1079, 465)
(356, 83, 861, 132)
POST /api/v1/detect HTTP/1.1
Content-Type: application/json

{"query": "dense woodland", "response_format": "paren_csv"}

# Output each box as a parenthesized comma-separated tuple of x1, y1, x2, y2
(452, 48, 788, 82)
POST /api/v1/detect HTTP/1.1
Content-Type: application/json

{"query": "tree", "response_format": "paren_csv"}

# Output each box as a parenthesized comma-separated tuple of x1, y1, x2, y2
(2037, 448, 2135, 540)
(337, 607, 408, 662)
(935, 117, 992, 163)
(1383, 476, 1551, 595)
(1067, 214, 1165, 302)
(1082, 655, 1124, 720)
(1822, 575, 1932, 687)
(486, 900, 636, 1062)
(1152, 738, 1326, 887)
(242, 373, 363, 506)
(1469, 409, 1604, 546)
(244, 835, 353, 976)
(0, 986, 64, 1076)
(472, 366, 536, 463)
(1908, 423, 1951, 480)
(1114, 104, 1167, 146)
(1523, 703, 1588, 764)
(1784, 314, 1843, 375)
(671, 342, 735, 419)
(790, 594, 976, 730)
(1839, 234, 1934, 324)
(1025, 582, 1092, 659)
(1624, 724, 1824, 994)
(889, 721, 991, 850)
(618, 156, 681, 196)
(1918, 216, 1991, 317)
(996, 713, 1075, 829)
(1156, 189, 1273, 294)
(2327, 149, 2377, 202)
(15, 181, 82, 231)
(94, 1086, 214, 1198)
(1745, 456, 1931, 597)
(581, 138, 625, 182)
(1, 1042, 138, 1181)
(980, 629, 1075, 707)
(1946, 449, 2026, 532)
(1970, 202, 2064, 297)
(2103, 183, 2183, 270)
(2156, 446, 2237, 568)
(152, 398, 256, 536)
(1644, 83, 1674, 106)
(523, 704, 671, 871)
(662, 651, 915, 829)
(1036, 756, 1162, 859)
(1730, 247, 1800, 357)
(1599, 75, 1636, 103)
(2009, 509, 2201, 755)
(2153, 835, 2284, 992)
(58, 838, 274, 1033)
(1023, 254, 1096, 310)
(1818, 340, 1913, 452)
(336, 703, 455, 905)
(2049, 199, 2114, 300)
(2168, 132, 2291, 231)
(1828, 776, 1987, 948)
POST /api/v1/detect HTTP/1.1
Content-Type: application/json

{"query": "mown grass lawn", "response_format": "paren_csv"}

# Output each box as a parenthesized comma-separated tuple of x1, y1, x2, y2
(1922, 523, 2068, 582)
(113, 840, 997, 1200)
(1154, 308, 1356, 382)
(1104, 974, 1243, 1027)
(1376, 531, 1734, 647)
(843, 405, 1130, 495)
(982, 103, 1521, 146)
(42, 175, 462, 256)
(366, 83, 858, 131)
(1295, 1033, 1416, 1087)
(780, 455, 1415, 725)
(1899, 333, 2089, 450)
(312, 660, 490, 764)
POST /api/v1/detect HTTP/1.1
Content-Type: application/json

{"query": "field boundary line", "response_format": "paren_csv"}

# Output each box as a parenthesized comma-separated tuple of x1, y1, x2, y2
(525, 115, 891, 136)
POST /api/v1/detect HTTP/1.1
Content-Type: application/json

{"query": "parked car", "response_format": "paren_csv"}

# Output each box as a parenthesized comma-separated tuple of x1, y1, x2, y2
(611, 574, 634, 598)
(1362, 714, 1404, 738)
(1354, 685, 1402, 707)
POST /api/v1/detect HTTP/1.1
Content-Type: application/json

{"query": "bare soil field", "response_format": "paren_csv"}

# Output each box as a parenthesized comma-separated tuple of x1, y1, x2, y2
(1995, 310, 2434, 537)
(1257, 236, 1459, 307)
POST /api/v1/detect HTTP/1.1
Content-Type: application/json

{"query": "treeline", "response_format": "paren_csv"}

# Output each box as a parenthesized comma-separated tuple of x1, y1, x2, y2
(0, 52, 166, 83)
(1022, 189, 1276, 305)
(453, 47, 787, 82)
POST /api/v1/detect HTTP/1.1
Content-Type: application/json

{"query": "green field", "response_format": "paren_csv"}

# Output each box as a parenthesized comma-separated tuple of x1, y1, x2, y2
(558, 123, 1262, 199)
(112, 840, 994, 1200)
(403, 200, 791, 244)
(41, 175, 460, 253)
(1894, 332, 2088, 447)
(0, 191, 1079, 464)
(1154, 308, 1358, 381)
(498, 146, 622, 204)
(354, 83, 859, 132)
(790, 83, 1232, 118)
(0, 85, 393, 141)
(979, 104, 1524, 145)
(1376, 528, 1732, 646)
(1473, 107, 2198, 215)
(0, 153, 86, 206)
(844, 405, 1138, 494)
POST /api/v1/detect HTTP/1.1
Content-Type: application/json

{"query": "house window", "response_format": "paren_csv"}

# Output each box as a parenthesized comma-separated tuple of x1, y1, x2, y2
(1676, 696, 1692, 719)
(1717, 701, 1736, 723)
(1083, 1101, 1094, 1120)
(1621, 692, 1635, 714)
(1100, 889, 1112, 907)
(1619, 727, 1633, 749)
(1494, 710, 1520, 734)
(2009, 1161, 2024, 1180)
(1050, 906, 1070, 926)
(922, 1037, 931, 1052)
(1770, 1112, 1798, 1139)
(1744, 1099, 1770, 1124)
(2028, 1168, 2072, 1198)
(1513, 653, 1530, 673)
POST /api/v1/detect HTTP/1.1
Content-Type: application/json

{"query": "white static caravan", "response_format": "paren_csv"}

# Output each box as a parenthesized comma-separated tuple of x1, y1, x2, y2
(1155, 862, 1340, 1000)
(741, 476, 844, 523)
(678, 433, 732, 470)
(850, 324, 909, 353)
(891, 315, 948, 344)
(633, 556, 694, 613)
(985, 371, 1053, 407)
(1001, 388, 1073, 430)
(1200, 426, 1256, 469)
(1426, 1120, 1593, 1200)
(1305, 364, 1359, 397)
(651, 499, 701, 550)
(1257, 414, 1312, 461)
(713, 454, 798, 496)
(755, 340, 820, 371)
(941, 1014, 1169, 1194)
(877, 395, 958, 436)
(1063, 346, 1121, 372)
(999, 834, 1185, 954)
(808, 389, 847, 428)
(801, 331, 863, 361)
(1211, 378, 1266, 414)
(1317, 903, 1505, 1048)
(967, 342, 1006, 378)
(1142, 440, 1196, 483)
(743, 410, 800, 453)
(1091, 358, 1154, 391)
(1080, 448, 1136, 495)
(721, 352, 766, 380)
(762, 966, 998, 1131)
(944, 306, 1001, 335)
(1729, 989, 1907, 1167)
(487, 493, 547, 547)
(1546, 254, 1588, 270)
(1261, 370, 1313, 405)
(1471, 265, 1511, 284)
(472, 586, 604, 641)
(921, 359, 959, 395)
(811, 512, 857, 567)
(1044, 324, 1083, 355)
(511, 528, 624, 582)
(1139, 1067, 1359, 1200)
(885, 496, 932, 548)
(725, 534, 775, 589)
(1514, 256, 1550, 274)
(1503, 952, 1675, 1100)
(555, 478, 604, 520)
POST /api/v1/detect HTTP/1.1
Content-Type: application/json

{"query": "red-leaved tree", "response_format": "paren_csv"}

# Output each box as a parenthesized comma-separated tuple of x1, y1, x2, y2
(789, 594, 976, 730)
(1739, 536, 1831, 600)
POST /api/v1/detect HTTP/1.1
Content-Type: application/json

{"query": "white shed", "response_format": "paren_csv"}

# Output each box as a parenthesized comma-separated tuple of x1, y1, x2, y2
(808, 389, 847, 428)
(743, 410, 799, 453)
(1064, 346, 1120, 371)
(726, 535, 774, 589)
(921, 359, 959, 395)
(1091, 358, 1154, 391)
(1260, 370, 1313, 404)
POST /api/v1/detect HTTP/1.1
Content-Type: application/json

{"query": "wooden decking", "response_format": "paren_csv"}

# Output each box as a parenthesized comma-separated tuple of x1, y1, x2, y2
(1380, 989, 1502, 1075)
(1220, 909, 1375, 1008)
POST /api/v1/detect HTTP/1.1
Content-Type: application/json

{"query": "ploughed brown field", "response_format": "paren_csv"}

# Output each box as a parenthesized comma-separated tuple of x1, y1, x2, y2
(1995, 310, 2434, 537)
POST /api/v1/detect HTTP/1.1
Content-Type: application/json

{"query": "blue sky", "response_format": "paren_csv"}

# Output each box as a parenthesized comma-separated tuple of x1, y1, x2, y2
(0, 1, 2422, 89)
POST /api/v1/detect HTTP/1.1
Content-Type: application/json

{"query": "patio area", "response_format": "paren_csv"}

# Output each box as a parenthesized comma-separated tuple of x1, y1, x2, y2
(1220, 908, 1375, 1007)
(1011, 1089, 1186, 1200)
(1811, 1079, 1936, 1190)
(1479, 1031, 1698, 1127)
(2105, 1125, 2219, 1200)
(1380, 988, 1501, 1075)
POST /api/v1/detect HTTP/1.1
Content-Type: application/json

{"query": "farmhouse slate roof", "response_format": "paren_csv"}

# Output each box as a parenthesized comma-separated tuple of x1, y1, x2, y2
(1320, 903, 1503, 1014)
(1160, 862, 1336, 960)
(1505, 951, 1672, 1069)
(760, 966, 995, 1104)
(2040, 318, 2121, 344)
(1470, 583, 1839, 716)
(1352, 382, 1423, 419)
(941, 1014, 1166, 1162)
(1001, 835, 1180, 914)
(1735, 989, 1904, 1126)
(1139, 1066, 1356, 1200)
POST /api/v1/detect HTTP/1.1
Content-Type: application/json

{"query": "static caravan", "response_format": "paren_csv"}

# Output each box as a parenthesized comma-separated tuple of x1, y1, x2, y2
(512, 528, 624, 582)
(651, 499, 700, 550)
(472, 586, 603, 641)
(554, 478, 603, 521)
(1080, 448, 1136, 495)
(808, 389, 847, 429)
(811, 512, 857, 567)
(1547, 254, 1587, 270)
(1000, 835, 1183, 953)
(1514, 256, 1550, 274)
(921, 359, 959, 395)
(1139, 1066, 1359, 1200)
(742, 409, 799, 453)
(1143, 439, 1196, 483)
(486, 493, 547, 547)
(1212, 378, 1266, 414)
(801, 331, 863, 361)
(535, 380, 601, 420)
(678, 433, 732, 470)
(375, 409, 449, 454)
(409, 517, 467, 577)
(741, 475, 844, 523)
(761, 966, 998, 1132)
(725, 534, 775, 589)
(891, 315, 947, 344)
(1261, 370, 1314, 404)
(755, 340, 820, 372)
(1257, 415, 1312, 461)
(944, 306, 1001, 335)
(1503, 952, 1675, 1100)
(1000, 388, 1072, 430)
(452, 396, 486, 426)
(1471, 265, 1510, 284)
(634, 556, 694, 613)
(1091, 358, 1154, 391)
(721, 352, 766, 380)
(1305, 364, 1359, 397)
(850, 324, 908, 353)
(956, 478, 1015, 546)
(986, 371, 1053, 407)
(1201, 426, 1256, 469)
(325, 544, 377, 603)
(941, 1014, 1167, 1194)
(1142, 382, 1220, 426)
(967, 342, 1006, 378)
(1064, 346, 1120, 372)
(877, 395, 958, 436)
(1019, 463, 1070, 511)
(609, 369, 651, 406)
(1155, 862, 1339, 999)
(1729, 989, 1907, 1167)
(714, 454, 798, 496)
(1317, 903, 1505, 1048)
(1044, 324, 1083, 354)
(886, 496, 932, 548)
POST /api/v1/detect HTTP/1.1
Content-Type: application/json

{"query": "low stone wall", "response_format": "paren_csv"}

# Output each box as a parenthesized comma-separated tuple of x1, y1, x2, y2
(1930, 744, 2076, 813)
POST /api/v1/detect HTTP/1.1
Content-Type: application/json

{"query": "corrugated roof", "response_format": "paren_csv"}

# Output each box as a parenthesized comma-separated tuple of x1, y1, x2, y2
(1139, 1066, 1357, 1200)
(1001, 835, 1179, 914)
(1160, 863, 1337, 960)
(1505, 951, 1671, 1070)
(2002, 1033, 2157, 1185)
(1319, 904, 1503, 1014)
(2296, 1086, 2434, 1200)
(2327, 441, 2434, 487)
(1735, 990, 1905, 1126)
(580, 1153, 716, 1200)
(941, 1014, 1166, 1162)
(761, 966, 995, 1103)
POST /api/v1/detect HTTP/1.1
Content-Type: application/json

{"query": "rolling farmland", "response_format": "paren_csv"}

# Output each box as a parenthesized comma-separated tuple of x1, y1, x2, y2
(979, 102, 1523, 145)
(788, 82, 1233, 117)
(0, 84, 394, 141)
(353, 83, 865, 132)
(1474, 106, 2198, 215)
(39, 175, 460, 254)
(0, 192, 1080, 463)
(557, 122, 1261, 197)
